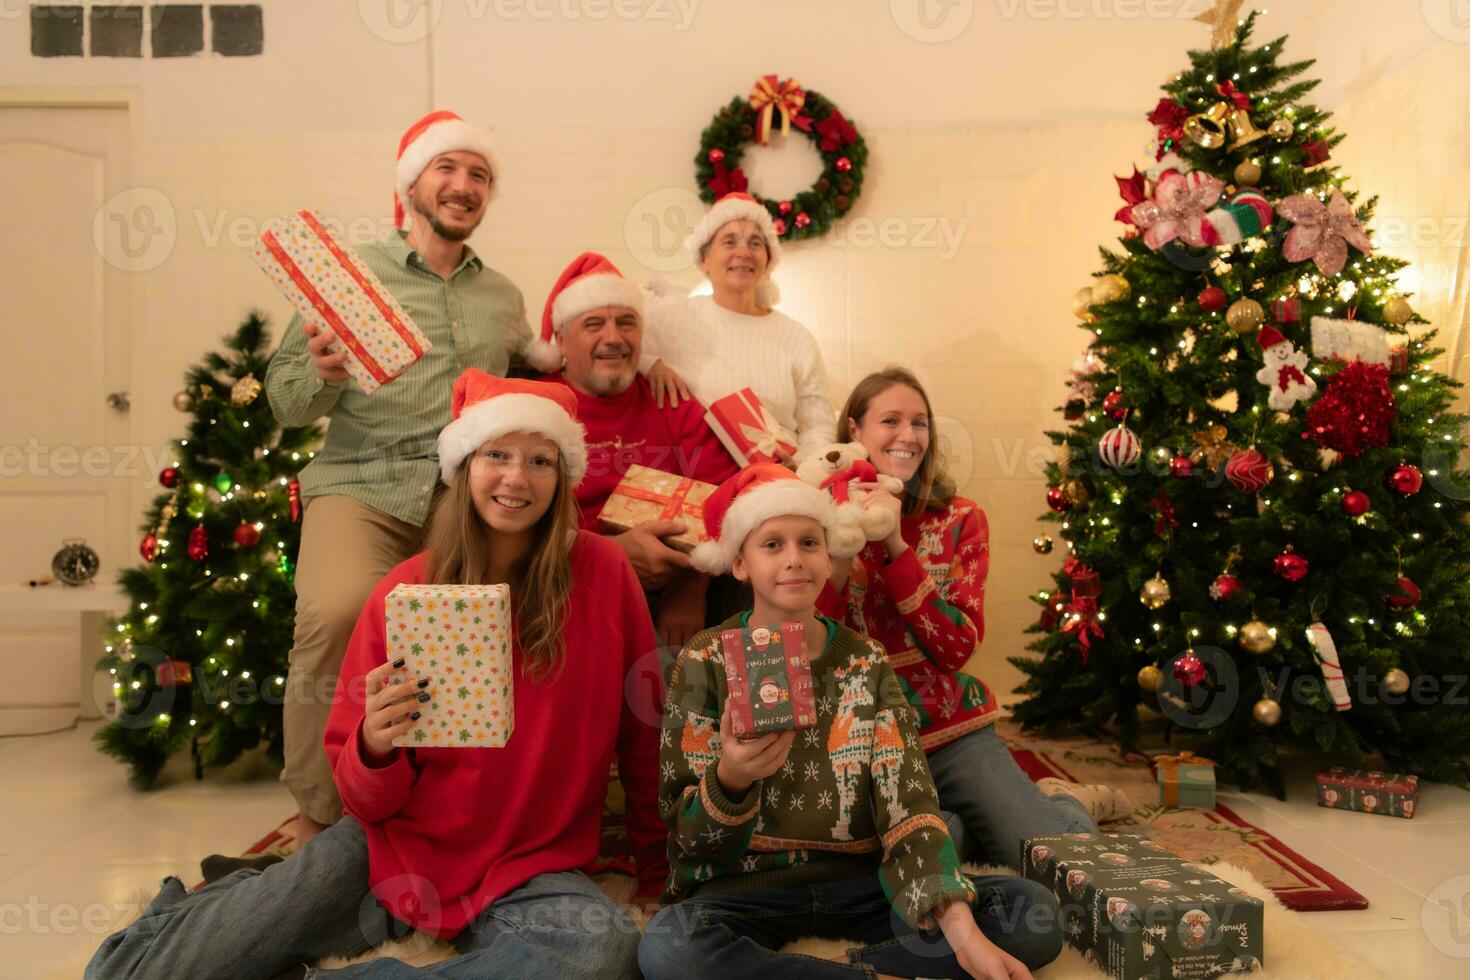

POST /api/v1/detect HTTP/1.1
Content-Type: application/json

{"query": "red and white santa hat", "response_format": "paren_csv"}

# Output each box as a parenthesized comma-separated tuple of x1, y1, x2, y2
(1256, 325, 1288, 352)
(523, 252, 645, 373)
(437, 369, 587, 485)
(690, 463, 866, 575)
(395, 110, 500, 232)
(684, 192, 784, 271)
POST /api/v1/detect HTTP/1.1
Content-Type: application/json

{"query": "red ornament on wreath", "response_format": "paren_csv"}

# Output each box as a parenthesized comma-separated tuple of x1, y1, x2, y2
(1173, 649, 1207, 688)
(1273, 547, 1309, 582)
(778, 200, 792, 215)
(1386, 463, 1422, 497)
(1225, 447, 1274, 492)
(707, 147, 725, 164)
(1209, 574, 1242, 602)
(1198, 285, 1226, 312)
(159, 467, 181, 489)
(1341, 490, 1371, 517)
(1386, 575, 1420, 608)
(140, 532, 159, 563)
(233, 522, 261, 548)
(187, 525, 209, 562)
(835, 156, 852, 173)
(772, 218, 787, 237)
(1046, 486, 1070, 512)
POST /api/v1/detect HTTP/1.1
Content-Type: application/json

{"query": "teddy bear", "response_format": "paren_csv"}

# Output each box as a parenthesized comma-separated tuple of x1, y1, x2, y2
(796, 442, 906, 544)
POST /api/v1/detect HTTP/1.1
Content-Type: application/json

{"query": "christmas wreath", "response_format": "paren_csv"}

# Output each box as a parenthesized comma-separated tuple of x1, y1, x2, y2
(694, 74, 867, 243)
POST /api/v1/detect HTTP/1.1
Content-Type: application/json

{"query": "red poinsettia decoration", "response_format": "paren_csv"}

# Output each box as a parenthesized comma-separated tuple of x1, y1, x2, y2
(816, 109, 857, 152)
(707, 160, 748, 198)
(1215, 80, 1251, 109)
(1115, 166, 1146, 224)
(1148, 98, 1190, 148)
(1305, 361, 1395, 457)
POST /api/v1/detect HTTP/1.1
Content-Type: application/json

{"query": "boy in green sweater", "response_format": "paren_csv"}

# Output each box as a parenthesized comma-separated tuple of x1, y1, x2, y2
(639, 464, 1062, 980)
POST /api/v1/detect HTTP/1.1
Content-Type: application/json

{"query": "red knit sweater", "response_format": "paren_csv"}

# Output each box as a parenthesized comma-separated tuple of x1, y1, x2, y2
(816, 496, 999, 752)
(324, 532, 668, 938)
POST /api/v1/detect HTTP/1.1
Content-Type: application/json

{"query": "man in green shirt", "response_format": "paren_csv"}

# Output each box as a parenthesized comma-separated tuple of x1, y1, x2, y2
(265, 111, 531, 845)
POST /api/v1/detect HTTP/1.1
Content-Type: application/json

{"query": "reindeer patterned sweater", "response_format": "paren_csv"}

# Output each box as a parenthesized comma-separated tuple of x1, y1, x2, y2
(658, 612, 975, 930)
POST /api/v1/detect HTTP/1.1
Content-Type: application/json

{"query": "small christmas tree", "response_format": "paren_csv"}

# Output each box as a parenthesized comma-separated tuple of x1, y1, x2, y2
(1011, 14, 1470, 793)
(96, 313, 320, 786)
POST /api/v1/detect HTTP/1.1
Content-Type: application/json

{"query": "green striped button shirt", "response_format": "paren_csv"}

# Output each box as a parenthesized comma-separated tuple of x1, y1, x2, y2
(264, 231, 532, 527)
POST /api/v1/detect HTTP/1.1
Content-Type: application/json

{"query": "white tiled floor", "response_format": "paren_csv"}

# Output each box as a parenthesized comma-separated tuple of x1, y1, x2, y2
(3, 720, 1468, 978)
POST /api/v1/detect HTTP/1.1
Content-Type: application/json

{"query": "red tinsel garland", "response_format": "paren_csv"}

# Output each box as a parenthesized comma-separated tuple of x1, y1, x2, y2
(1305, 361, 1395, 457)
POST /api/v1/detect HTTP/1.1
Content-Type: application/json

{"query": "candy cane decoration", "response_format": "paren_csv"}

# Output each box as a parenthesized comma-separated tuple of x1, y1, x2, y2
(1305, 622, 1352, 711)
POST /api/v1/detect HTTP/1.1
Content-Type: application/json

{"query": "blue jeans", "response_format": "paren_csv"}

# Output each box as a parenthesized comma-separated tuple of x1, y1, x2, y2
(639, 874, 1062, 979)
(85, 815, 641, 980)
(928, 725, 1097, 871)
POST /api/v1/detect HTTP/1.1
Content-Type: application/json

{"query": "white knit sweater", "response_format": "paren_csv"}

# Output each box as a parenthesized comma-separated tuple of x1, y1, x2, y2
(640, 294, 837, 463)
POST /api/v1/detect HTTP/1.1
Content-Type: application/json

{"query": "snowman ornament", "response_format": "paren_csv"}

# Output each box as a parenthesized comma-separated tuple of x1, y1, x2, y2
(1254, 325, 1317, 411)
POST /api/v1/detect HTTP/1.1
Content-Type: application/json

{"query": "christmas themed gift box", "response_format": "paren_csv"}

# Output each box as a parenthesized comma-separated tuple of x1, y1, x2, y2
(1023, 833, 1265, 979)
(1316, 767, 1418, 818)
(386, 584, 513, 748)
(252, 209, 431, 393)
(597, 464, 715, 553)
(705, 387, 799, 466)
(1155, 750, 1217, 810)
(719, 621, 816, 739)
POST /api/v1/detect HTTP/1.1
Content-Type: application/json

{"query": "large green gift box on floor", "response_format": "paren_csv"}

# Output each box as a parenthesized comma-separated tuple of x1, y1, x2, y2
(1023, 833, 1264, 979)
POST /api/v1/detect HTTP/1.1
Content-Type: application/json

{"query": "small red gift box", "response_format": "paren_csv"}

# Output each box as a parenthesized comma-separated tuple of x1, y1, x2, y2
(156, 659, 193, 687)
(1316, 767, 1418, 818)
(1389, 346, 1409, 375)
(705, 387, 798, 466)
(1271, 297, 1300, 324)
(598, 465, 715, 553)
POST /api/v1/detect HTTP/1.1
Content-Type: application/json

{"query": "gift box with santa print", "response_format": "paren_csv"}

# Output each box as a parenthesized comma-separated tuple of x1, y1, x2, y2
(598, 464, 716, 553)
(1316, 767, 1418, 818)
(705, 387, 799, 467)
(386, 584, 513, 748)
(1023, 833, 1265, 979)
(252, 209, 431, 393)
(719, 621, 816, 738)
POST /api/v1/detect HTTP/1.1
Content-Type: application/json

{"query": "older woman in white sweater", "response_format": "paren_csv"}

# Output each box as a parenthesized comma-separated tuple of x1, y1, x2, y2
(642, 192, 837, 465)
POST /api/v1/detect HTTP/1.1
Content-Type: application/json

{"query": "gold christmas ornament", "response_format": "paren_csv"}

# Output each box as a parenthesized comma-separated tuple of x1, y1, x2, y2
(1140, 574, 1172, 609)
(1073, 286, 1098, 321)
(1382, 296, 1414, 327)
(1268, 116, 1294, 141)
(1225, 108, 1268, 150)
(1239, 620, 1276, 654)
(1032, 534, 1054, 555)
(1226, 297, 1265, 333)
(1252, 697, 1282, 726)
(1382, 668, 1411, 696)
(1092, 274, 1131, 304)
(173, 390, 195, 412)
(1137, 664, 1164, 693)
(1183, 101, 1231, 149)
(1233, 161, 1262, 185)
(230, 373, 262, 406)
(1059, 478, 1091, 509)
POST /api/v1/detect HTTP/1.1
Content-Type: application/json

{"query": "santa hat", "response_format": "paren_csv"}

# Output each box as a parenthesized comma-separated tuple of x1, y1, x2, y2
(1256, 325, 1288, 351)
(684, 192, 783, 307)
(524, 252, 645, 373)
(395, 110, 500, 232)
(690, 464, 866, 575)
(437, 369, 587, 485)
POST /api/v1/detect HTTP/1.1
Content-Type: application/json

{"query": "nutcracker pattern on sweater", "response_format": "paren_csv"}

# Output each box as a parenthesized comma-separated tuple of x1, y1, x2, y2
(817, 496, 998, 751)
(659, 613, 975, 930)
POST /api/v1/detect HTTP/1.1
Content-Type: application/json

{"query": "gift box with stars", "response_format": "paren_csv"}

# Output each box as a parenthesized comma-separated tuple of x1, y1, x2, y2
(1023, 833, 1265, 979)
(386, 584, 513, 748)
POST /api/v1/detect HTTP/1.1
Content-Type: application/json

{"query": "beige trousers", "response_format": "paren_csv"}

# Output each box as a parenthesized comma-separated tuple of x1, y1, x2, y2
(280, 495, 421, 824)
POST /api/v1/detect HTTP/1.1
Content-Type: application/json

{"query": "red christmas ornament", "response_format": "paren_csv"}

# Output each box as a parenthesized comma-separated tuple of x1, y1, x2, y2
(187, 525, 209, 562)
(1386, 463, 1422, 497)
(289, 478, 302, 522)
(778, 200, 792, 215)
(1209, 574, 1242, 602)
(1273, 547, 1309, 582)
(1198, 285, 1226, 312)
(1102, 389, 1127, 421)
(1305, 361, 1394, 458)
(707, 147, 725, 164)
(1169, 455, 1194, 479)
(835, 156, 852, 173)
(233, 522, 261, 548)
(1341, 490, 1371, 516)
(1173, 650, 1207, 688)
(794, 211, 811, 229)
(140, 532, 158, 563)
(1301, 139, 1331, 167)
(159, 467, 181, 489)
(772, 218, 788, 237)
(1225, 448, 1274, 492)
(1046, 486, 1071, 512)
(1386, 575, 1421, 608)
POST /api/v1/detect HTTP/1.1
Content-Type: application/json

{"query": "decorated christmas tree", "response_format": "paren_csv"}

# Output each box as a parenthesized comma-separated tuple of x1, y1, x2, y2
(1011, 13, 1470, 793)
(96, 314, 320, 786)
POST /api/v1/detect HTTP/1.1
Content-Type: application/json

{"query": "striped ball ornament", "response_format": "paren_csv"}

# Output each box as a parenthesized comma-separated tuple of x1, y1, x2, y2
(1225, 447, 1275, 492)
(1098, 424, 1142, 470)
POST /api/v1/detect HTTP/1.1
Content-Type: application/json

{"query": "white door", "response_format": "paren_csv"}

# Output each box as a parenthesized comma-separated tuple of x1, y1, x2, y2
(0, 104, 133, 735)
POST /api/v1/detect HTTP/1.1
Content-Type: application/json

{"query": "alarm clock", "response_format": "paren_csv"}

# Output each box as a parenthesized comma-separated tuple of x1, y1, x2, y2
(52, 539, 101, 586)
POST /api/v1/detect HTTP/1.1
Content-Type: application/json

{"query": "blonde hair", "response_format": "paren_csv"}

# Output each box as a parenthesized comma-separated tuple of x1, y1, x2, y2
(423, 457, 579, 681)
(840, 366, 956, 517)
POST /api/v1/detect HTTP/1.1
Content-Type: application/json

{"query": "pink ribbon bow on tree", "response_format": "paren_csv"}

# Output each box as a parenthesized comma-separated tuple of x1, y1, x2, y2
(1277, 188, 1372, 277)
(1130, 170, 1225, 250)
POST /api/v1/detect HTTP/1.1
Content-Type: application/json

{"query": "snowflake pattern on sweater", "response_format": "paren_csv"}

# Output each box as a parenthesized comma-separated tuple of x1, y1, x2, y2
(659, 614, 975, 929)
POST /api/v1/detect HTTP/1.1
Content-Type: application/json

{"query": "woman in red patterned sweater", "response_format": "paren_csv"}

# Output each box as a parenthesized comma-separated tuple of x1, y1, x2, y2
(818, 367, 1128, 870)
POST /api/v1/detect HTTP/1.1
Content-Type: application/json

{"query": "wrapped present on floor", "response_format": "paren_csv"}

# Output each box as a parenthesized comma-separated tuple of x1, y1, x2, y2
(719, 622, 816, 739)
(1156, 750, 1217, 810)
(386, 584, 512, 748)
(1023, 833, 1265, 979)
(705, 387, 798, 466)
(1316, 767, 1418, 818)
(598, 464, 715, 553)
(252, 209, 431, 393)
